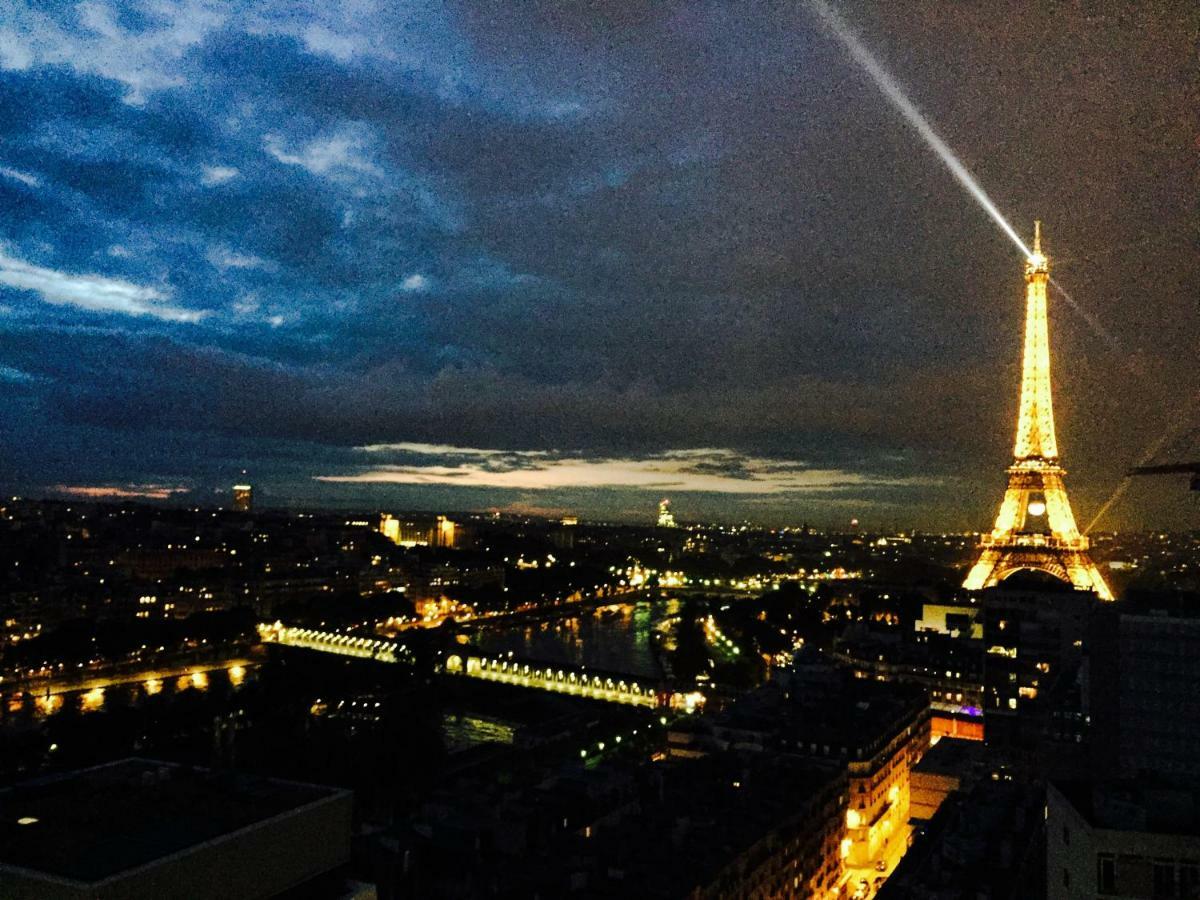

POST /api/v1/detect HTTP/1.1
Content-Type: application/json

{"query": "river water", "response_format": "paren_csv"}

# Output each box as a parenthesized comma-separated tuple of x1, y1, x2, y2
(464, 597, 683, 679)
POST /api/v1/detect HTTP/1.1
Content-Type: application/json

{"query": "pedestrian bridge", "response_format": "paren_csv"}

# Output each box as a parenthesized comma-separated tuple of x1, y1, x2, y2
(258, 623, 413, 664)
(444, 653, 680, 709)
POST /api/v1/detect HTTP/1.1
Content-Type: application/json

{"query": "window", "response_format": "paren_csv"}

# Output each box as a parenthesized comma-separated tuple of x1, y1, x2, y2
(1154, 860, 1176, 898)
(1098, 855, 1115, 894)
(1179, 863, 1199, 899)
(1063, 868, 1070, 888)
(1062, 825, 1070, 846)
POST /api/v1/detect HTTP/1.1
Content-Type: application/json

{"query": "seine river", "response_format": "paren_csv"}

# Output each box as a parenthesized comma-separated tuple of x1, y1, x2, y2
(464, 597, 683, 679)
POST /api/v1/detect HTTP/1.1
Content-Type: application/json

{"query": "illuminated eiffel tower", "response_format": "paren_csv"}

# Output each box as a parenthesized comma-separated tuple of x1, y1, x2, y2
(963, 223, 1113, 600)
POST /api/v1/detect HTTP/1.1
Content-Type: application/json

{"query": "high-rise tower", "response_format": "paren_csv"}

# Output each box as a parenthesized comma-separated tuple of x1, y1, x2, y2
(963, 223, 1112, 600)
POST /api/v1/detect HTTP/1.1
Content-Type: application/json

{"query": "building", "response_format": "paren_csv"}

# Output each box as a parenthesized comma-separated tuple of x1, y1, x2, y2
(833, 694, 928, 871)
(379, 513, 401, 544)
(963, 223, 1112, 600)
(1047, 779, 1200, 900)
(436, 514, 456, 548)
(915, 600, 982, 640)
(396, 752, 848, 900)
(1089, 595, 1200, 781)
(880, 777, 1044, 899)
(593, 753, 848, 900)
(771, 666, 930, 874)
(377, 514, 459, 548)
(833, 630, 984, 731)
(908, 736, 989, 822)
(980, 581, 1095, 757)
(232, 483, 253, 513)
(670, 663, 930, 876)
(551, 516, 577, 550)
(0, 758, 353, 900)
(657, 498, 676, 528)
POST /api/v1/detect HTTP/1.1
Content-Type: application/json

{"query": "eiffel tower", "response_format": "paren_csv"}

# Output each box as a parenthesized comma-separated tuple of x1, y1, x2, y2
(963, 223, 1113, 600)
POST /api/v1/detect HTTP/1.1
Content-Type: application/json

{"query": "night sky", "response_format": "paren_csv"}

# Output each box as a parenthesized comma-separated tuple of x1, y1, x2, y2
(0, 2, 1196, 528)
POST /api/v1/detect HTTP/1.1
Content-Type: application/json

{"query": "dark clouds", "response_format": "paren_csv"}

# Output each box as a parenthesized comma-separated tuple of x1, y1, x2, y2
(0, 1, 1196, 526)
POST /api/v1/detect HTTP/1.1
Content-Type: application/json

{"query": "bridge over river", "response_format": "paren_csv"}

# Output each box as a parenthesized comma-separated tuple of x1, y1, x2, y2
(257, 623, 414, 664)
(443, 651, 704, 710)
(258, 622, 703, 713)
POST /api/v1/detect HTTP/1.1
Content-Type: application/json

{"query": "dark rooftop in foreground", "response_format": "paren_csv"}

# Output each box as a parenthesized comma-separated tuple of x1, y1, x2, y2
(1053, 778, 1200, 836)
(0, 758, 345, 883)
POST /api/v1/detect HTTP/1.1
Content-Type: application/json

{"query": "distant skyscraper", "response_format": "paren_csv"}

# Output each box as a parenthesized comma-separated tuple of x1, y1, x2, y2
(963, 224, 1112, 599)
(232, 483, 253, 513)
(657, 498, 676, 528)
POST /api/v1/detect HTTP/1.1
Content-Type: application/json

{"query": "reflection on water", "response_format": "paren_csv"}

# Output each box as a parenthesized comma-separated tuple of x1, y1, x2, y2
(469, 599, 681, 678)
(179, 671, 209, 691)
(441, 712, 516, 753)
(0, 663, 257, 722)
(35, 694, 63, 716)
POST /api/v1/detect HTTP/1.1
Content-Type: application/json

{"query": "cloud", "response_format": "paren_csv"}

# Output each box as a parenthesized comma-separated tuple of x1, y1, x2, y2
(206, 245, 273, 272)
(50, 483, 191, 500)
(200, 164, 239, 186)
(359, 441, 550, 457)
(0, 364, 39, 383)
(300, 24, 358, 63)
(317, 444, 927, 495)
(0, 166, 39, 187)
(0, 29, 34, 70)
(3, 1, 227, 104)
(400, 273, 429, 292)
(263, 127, 381, 180)
(0, 248, 206, 322)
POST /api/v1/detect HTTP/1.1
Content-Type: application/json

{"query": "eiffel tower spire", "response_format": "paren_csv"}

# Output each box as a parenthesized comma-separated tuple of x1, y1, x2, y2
(963, 224, 1113, 600)
(1013, 219, 1057, 461)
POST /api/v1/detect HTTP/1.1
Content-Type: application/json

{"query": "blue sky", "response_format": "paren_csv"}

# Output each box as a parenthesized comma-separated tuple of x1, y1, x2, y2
(0, 2, 1195, 527)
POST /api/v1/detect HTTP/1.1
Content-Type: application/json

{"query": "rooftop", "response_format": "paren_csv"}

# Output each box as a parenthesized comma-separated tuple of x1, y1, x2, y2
(914, 737, 989, 778)
(0, 758, 347, 883)
(1054, 778, 1200, 836)
(579, 752, 845, 898)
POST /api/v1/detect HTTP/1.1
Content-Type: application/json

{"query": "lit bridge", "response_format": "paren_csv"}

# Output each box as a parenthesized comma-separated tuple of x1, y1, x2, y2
(258, 623, 702, 712)
(444, 653, 703, 712)
(258, 623, 414, 664)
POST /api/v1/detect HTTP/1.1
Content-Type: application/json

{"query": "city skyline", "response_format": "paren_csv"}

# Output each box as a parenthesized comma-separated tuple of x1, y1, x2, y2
(0, 3, 1196, 529)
